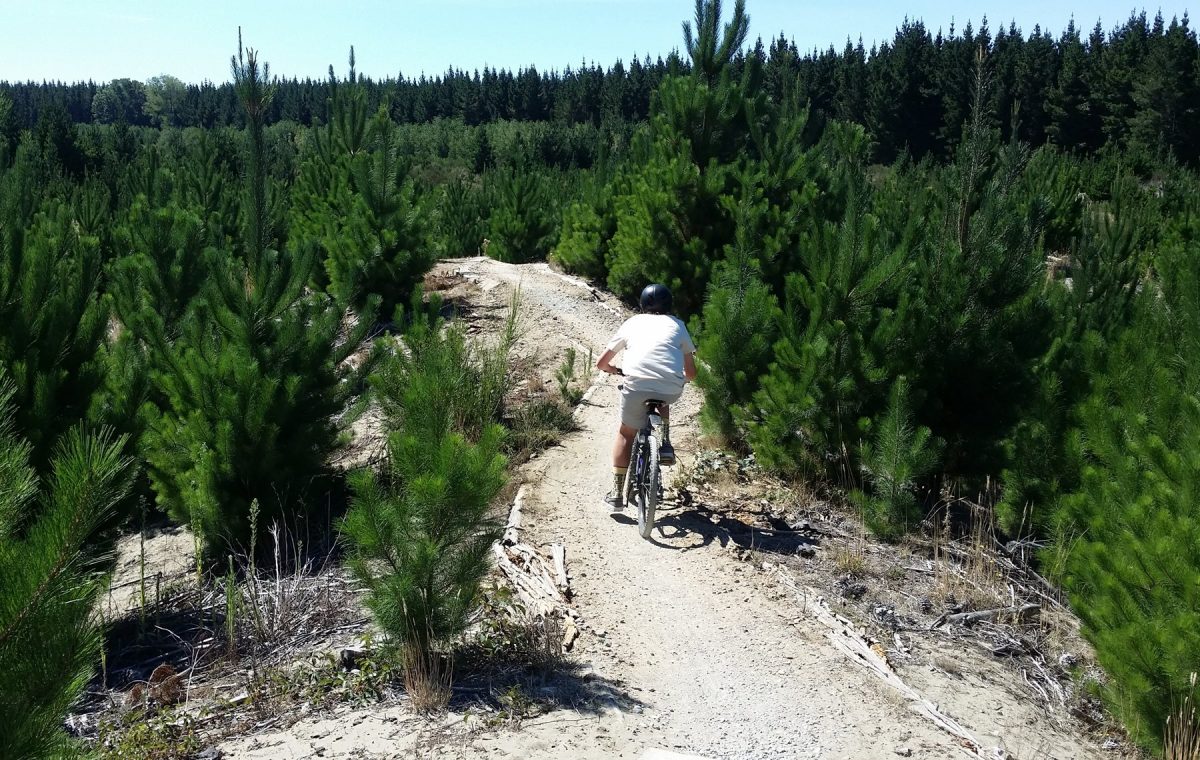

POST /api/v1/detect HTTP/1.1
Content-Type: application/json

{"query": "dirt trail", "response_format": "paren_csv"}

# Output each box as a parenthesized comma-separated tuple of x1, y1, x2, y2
(219, 259, 1106, 760)
(447, 259, 958, 759)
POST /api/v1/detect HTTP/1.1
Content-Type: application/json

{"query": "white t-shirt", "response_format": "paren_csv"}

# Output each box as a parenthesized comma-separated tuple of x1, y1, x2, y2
(605, 314, 696, 395)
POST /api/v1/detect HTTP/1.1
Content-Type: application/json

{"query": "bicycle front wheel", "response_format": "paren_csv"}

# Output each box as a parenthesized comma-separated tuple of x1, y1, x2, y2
(638, 434, 660, 539)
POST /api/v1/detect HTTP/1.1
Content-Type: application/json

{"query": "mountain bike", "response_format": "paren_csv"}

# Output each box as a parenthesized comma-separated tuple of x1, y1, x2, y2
(623, 398, 667, 540)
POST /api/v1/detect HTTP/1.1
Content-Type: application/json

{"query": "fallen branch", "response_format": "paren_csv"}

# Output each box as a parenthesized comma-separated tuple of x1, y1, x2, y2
(933, 604, 1041, 629)
(950, 604, 1039, 626)
(492, 544, 556, 618)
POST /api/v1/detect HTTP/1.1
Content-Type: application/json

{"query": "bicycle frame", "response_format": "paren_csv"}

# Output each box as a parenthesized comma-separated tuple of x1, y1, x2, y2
(625, 402, 663, 539)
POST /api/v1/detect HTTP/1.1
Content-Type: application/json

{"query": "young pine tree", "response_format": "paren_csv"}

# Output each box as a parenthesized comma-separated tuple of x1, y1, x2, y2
(140, 44, 378, 559)
(851, 377, 942, 539)
(485, 167, 558, 264)
(291, 66, 432, 315)
(555, 0, 756, 317)
(998, 189, 1143, 535)
(436, 176, 486, 258)
(694, 214, 781, 447)
(552, 175, 619, 282)
(748, 161, 916, 479)
(904, 55, 1054, 481)
(0, 383, 134, 759)
(342, 318, 508, 695)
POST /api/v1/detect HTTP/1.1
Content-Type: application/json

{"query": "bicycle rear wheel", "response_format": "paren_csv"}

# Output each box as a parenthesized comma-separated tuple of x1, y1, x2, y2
(637, 434, 660, 539)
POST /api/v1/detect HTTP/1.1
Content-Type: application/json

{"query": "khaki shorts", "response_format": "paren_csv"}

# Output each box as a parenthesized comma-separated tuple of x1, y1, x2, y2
(619, 384, 683, 429)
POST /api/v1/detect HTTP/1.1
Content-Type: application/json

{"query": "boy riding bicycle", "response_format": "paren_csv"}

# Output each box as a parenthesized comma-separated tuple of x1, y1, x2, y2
(595, 284, 697, 510)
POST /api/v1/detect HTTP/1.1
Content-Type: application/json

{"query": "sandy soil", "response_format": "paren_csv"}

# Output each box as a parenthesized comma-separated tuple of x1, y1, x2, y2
(208, 258, 1113, 759)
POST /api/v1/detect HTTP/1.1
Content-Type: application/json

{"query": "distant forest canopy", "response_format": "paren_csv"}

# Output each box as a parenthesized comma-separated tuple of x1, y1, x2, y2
(2, 9, 1198, 165)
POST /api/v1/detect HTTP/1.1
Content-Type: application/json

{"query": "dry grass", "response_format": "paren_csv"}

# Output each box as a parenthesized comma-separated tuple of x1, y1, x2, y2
(1165, 673, 1200, 760)
(831, 543, 869, 578)
(933, 654, 965, 678)
(932, 504, 1006, 611)
(403, 649, 453, 713)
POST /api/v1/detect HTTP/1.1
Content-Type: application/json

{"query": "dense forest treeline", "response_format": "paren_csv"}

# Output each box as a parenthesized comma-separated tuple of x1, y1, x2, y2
(2, 1, 1200, 756)
(3, 8, 1200, 166)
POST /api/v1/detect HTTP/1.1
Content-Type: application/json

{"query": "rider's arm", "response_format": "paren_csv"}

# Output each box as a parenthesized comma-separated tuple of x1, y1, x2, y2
(596, 348, 623, 375)
(683, 351, 697, 382)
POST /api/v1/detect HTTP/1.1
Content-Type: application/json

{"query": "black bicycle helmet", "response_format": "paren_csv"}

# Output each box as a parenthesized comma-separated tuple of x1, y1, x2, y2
(639, 283, 672, 314)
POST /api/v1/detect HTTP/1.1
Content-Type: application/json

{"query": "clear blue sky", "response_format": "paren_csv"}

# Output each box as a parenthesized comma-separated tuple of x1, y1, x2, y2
(0, 0, 1191, 84)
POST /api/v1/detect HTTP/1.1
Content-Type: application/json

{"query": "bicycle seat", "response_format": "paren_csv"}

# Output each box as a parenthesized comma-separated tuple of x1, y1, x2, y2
(644, 399, 665, 413)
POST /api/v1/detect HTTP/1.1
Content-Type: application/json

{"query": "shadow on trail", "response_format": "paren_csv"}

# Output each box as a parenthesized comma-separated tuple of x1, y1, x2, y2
(452, 652, 643, 717)
(613, 499, 821, 556)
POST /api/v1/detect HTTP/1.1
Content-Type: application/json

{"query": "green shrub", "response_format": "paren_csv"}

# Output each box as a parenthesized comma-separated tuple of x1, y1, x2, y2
(342, 425, 506, 659)
(292, 80, 433, 314)
(554, 347, 588, 406)
(553, 183, 616, 282)
(605, 130, 732, 317)
(0, 203, 108, 476)
(998, 196, 1143, 534)
(375, 304, 516, 443)
(343, 313, 509, 699)
(437, 176, 486, 258)
(694, 228, 780, 447)
(747, 182, 912, 479)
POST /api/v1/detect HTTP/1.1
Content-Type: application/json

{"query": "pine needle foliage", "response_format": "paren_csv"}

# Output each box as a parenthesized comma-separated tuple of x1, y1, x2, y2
(485, 166, 558, 263)
(748, 153, 915, 479)
(1053, 221, 1200, 753)
(694, 217, 780, 447)
(341, 426, 506, 666)
(0, 202, 108, 477)
(436, 176, 486, 258)
(905, 56, 1053, 480)
(556, 0, 759, 317)
(110, 197, 209, 336)
(682, 0, 750, 88)
(0, 383, 134, 760)
(374, 303, 517, 444)
(999, 184, 1144, 534)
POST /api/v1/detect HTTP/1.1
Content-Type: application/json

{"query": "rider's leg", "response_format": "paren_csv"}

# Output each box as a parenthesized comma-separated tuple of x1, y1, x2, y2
(606, 423, 638, 509)
(612, 423, 637, 468)
(659, 405, 675, 465)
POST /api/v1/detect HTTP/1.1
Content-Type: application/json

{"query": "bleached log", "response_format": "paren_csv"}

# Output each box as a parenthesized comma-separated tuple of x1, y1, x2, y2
(505, 541, 567, 603)
(561, 618, 579, 651)
(492, 544, 555, 617)
(502, 486, 526, 546)
(551, 543, 569, 596)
